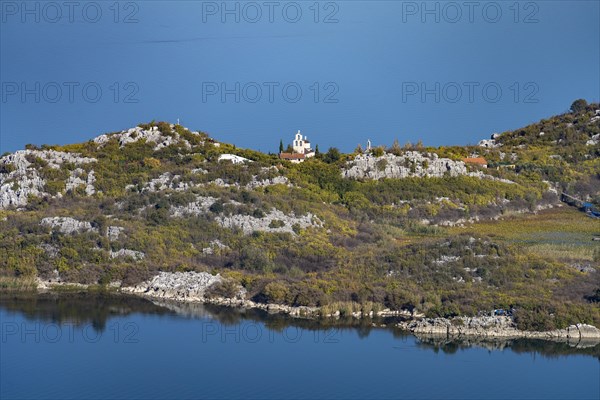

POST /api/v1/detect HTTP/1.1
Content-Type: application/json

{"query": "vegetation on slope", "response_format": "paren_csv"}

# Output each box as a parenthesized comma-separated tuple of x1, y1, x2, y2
(1, 102, 599, 331)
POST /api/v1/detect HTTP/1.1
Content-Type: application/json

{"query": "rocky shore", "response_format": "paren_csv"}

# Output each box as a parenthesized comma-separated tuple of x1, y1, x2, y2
(119, 271, 320, 318)
(36, 271, 600, 342)
(397, 316, 600, 341)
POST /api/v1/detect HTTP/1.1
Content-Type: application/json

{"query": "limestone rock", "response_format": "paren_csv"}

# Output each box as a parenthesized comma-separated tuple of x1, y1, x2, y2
(1, 149, 96, 171)
(397, 316, 600, 340)
(109, 249, 145, 261)
(170, 196, 217, 217)
(38, 243, 59, 258)
(125, 271, 223, 300)
(65, 168, 96, 195)
(134, 172, 192, 193)
(0, 170, 46, 209)
(40, 217, 96, 234)
(245, 175, 289, 189)
(569, 263, 597, 273)
(478, 139, 499, 148)
(571, 324, 600, 339)
(0, 149, 96, 209)
(216, 208, 322, 235)
(106, 226, 124, 241)
(202, 239, 229, 255)
(93, 125, 200, 151)
(343, 152, 468, 180)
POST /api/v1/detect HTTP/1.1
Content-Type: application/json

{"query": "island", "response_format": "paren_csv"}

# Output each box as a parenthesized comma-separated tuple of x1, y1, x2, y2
(2, 99, 599, 341)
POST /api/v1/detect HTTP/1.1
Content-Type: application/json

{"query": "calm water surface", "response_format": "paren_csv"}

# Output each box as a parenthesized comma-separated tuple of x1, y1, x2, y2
(1, 293, 598, 400)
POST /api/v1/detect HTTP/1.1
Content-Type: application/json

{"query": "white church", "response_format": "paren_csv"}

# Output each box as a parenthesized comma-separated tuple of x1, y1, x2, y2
(280, 130, 316, 163)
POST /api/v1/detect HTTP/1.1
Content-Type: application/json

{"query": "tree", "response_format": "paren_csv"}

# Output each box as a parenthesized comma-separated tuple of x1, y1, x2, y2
(323, 147, 341, 163)
(263, 281, 290, 303)
(388, 139, 401, 155)
(279, 139, 284, 153)
(209, 201, 224, 214)
(372, 146, 384, 157)
(570, 99, 588, 113)
(315, 144, 320, 156)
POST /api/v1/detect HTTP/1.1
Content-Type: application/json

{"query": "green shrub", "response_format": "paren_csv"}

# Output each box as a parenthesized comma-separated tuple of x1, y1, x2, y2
(376, 159, 388, 170)
(263, 281, 289, 303)
(209, 201, 224, 214)
(0, 163, 15, 174)
(269, 219, 285, 229)
(205, 280, 240, 299)
(372, 147, 385, 157)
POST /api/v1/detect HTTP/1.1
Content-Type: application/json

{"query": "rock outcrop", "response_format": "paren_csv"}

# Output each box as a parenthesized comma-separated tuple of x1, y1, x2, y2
(202, 239, 229, 255)
(123, 271, 224, 300)
(478, 139, 499, 148)
(128, 170, 289, 194)
(38, 243, 59, 258)
(343, 152, 468, 180)
(1, 149, 96, 171)
(65, 168, 96, 195)
(478, 133, 501, 148)
(131, 172, 193, 193)
(216, 208, 322, 235)
(343, 151, 516, 186)
(93, 125, 202, 150)
(586, 133, 599, 146)
(40, 217, 97, 234)
(121, 271, 317, 318)
(397, 316, 600, 340)
(245, 175, 289, 189)
(109, 249, 145, 261)
(0, 150, 96, 209)
(0, 170, 46, 209)
(170, 196, 217, 217)
(106, 226, 124, 241)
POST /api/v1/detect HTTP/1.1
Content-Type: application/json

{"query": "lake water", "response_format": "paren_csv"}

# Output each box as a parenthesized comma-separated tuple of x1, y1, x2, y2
(1, 293, 598, 400)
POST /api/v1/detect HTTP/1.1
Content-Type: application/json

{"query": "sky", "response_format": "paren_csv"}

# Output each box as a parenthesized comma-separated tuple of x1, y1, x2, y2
(1, 0, 599, 154)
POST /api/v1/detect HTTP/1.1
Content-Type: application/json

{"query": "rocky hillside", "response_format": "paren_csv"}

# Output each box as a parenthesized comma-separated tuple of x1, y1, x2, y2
(1, 104, 599, 331)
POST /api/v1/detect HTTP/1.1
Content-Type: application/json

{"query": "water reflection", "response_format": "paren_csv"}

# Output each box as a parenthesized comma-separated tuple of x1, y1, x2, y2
(413, 335, 600, 359)
(1, 292, 599, 359)
(0, 291, 172, 332)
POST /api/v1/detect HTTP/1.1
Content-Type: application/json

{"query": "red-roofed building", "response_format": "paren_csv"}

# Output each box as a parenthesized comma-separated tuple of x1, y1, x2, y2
(279, 152, 306, 163)
(279, 130, 316, 163)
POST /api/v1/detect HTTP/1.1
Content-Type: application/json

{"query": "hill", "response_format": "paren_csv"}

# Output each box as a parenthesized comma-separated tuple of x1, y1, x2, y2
(1, 102, 599, 331)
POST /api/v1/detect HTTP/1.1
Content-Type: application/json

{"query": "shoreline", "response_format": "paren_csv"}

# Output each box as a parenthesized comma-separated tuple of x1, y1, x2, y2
(396, 317, 600, 343)
(31, 276, 600, 344)
(126, 287, 600, 343)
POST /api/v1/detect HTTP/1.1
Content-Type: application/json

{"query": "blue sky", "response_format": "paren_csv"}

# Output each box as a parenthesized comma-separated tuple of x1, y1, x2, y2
(1, 0, 599, 154)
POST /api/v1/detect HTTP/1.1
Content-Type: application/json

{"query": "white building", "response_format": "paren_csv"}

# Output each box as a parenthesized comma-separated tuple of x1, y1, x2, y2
(280, 131, 316, 163)
(292, 131, 315, 157)
(218, 154, 252, 164)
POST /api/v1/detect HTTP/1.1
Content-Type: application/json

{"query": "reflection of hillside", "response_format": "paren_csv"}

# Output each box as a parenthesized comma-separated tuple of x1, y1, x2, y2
(413, 334, 600, 359)
(0, 292, 173, 332)
(153, 299, 402, 335)
(3, 293, 599, 359)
